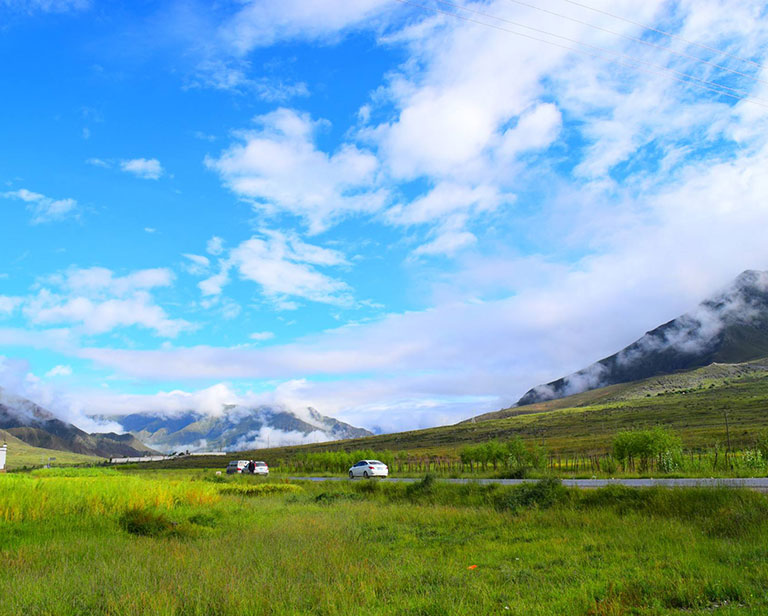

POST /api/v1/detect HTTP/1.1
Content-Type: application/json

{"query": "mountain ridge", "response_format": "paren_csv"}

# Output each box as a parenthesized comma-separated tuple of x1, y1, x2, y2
(0, 388, 157, 458)
(106, 405, 373, 453)
(517, 270, 768, 406)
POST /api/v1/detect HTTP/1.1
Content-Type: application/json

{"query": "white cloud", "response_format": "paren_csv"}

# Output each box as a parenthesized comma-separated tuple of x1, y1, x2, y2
(2, 188, 78, 224)
(206, 108, 386, 233)
(20, 267, 190, 338)
(412, 228, 477, 258)
(192, 59, 309, 100)
(0, 296, 23, 316)
(218, 0, 394, 53)
(206, 236, 225, 256)
(249, 331, 274, 341)
(86, 157, 111, 168)
(45, 364, 72, 378)
(199, 230, 353, 307)
(182, 254, 210, 276)
(0, 356, 119, 434)
(120, 158, 164, 180)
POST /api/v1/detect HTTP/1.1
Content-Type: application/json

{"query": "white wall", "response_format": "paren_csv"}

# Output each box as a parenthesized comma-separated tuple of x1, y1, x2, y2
(0, 444, 7, 471)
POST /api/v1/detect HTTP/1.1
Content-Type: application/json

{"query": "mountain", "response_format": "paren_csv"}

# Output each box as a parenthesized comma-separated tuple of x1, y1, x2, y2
(517, 270, 768, 406)
(104, 405, 373, 453)
(0, 388, 157, 458)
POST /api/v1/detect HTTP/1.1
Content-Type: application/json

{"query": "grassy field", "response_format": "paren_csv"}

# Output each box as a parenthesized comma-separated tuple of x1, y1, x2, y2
(0, 429, 104, 470)
(2, 468, 768, 615)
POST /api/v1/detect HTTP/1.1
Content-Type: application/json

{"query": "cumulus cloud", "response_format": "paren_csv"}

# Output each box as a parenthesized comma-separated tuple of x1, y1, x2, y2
(2, 188, 78, 224)
(197, 230, 353, 307)
(20, 266, 190, 338)
(206, 108, 386, 233)
(120, 158, 164, 180)
(45, 364, 72, 378)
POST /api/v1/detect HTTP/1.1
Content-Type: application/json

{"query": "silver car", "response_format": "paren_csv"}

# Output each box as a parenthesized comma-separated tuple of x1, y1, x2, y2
(348, 459, 388, 479)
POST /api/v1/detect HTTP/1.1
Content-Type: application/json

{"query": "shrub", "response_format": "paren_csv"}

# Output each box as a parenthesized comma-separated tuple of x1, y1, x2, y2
(119, 507, 177, 537)
(740, 449, 765, 471)
(613, 427, 682, 471)
(599, 456, 618, 474)
(405, 473, 436, 501)
(496, 478, 566, 512)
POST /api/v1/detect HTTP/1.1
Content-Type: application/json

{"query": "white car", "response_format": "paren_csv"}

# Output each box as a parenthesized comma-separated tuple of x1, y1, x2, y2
(348, 459, 388, 479)
(252, 461, 269, 476)
(226, 460, 250, 474)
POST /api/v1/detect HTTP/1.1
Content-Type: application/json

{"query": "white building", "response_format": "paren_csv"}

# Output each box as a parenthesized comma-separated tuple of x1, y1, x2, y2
(0, 443, 7, 472)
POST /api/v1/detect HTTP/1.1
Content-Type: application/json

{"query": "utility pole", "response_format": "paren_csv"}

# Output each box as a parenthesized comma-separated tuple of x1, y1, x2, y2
(724, 409, 732, 468)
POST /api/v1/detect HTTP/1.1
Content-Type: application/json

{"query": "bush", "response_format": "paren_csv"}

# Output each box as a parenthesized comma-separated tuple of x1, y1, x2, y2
(119, 507, 177, 537)
(405, 473, 436, 501)
(613, 427, 682, 472)
(496, 478, 566, 512)
(599, 456, 618, 475)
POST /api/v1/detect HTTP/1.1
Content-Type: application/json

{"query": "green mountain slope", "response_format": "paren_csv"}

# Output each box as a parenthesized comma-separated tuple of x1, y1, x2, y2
(518, 270, 768, 405)
(0, 429, 104, 470)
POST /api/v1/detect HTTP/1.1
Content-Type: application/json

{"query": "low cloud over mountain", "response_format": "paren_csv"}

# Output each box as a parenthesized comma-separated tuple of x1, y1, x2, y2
(518, 271, 768, 406)
(102, 405, 372, 453)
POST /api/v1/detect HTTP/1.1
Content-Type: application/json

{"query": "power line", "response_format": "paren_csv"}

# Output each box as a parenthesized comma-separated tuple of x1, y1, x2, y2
(559, 0, 765, 70)
(501, 0, 767, 86)
(393, 0, 768, 109)
(431, 0, 766, 101)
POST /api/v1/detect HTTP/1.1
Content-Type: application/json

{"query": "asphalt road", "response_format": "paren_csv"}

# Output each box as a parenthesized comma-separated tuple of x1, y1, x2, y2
(289, 476, 768, 489)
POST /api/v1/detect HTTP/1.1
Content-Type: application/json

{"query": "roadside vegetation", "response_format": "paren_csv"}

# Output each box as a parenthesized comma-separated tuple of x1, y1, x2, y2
(134, 425, 768, 480)
(2, 468, 768, 615)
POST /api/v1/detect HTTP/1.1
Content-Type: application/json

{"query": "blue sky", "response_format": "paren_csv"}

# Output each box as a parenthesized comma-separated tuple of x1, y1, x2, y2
(2, 0, 768, 434)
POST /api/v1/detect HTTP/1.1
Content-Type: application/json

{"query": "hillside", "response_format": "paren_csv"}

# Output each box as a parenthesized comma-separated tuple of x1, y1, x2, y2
(138, 359, 768, 468)
(0, 388, 157, 458)
(0, 429, 104, 470)
(518, 270, 768, 405)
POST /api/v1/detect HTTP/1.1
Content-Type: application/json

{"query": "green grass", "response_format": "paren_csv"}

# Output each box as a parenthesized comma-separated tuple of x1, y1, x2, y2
(2, 470, 768, 615)
(0, 429, 104, 470)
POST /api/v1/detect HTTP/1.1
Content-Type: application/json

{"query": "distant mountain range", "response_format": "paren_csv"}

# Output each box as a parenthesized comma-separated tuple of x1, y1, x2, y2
(103, 405, 373, 453)
(0, 384, 372, 458)
(0, 388, 156, 458)
(518, 270, 768, 406)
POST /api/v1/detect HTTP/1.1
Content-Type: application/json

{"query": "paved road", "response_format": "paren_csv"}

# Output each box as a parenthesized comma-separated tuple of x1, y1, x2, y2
(289, 476, 768, 489)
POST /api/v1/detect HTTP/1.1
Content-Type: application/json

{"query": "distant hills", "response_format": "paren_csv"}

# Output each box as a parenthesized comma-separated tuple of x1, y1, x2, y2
(518, 270, 768, 406)
(104, 406, 373, 453)
(0, 384, 371, 458)
(0, 388, 155, 458)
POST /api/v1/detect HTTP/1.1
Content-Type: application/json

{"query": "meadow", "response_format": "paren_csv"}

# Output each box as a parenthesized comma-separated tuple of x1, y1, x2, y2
(2, 468, 768, 615)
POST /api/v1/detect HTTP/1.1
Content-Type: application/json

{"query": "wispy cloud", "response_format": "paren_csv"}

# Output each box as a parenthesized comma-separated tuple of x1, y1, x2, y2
(120, 158, 164, 180)
(2, 188, 78, 224)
